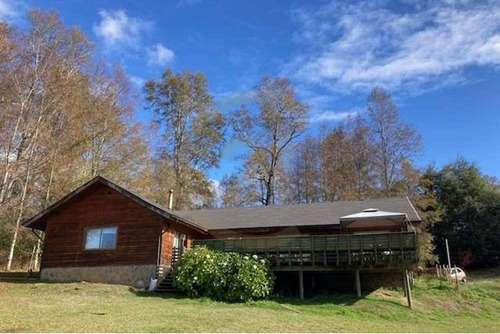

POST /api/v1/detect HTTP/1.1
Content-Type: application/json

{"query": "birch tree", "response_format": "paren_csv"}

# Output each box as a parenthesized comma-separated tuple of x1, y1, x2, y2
(0, 10, 150, 269)
(144, 69, 225, 209)
(230, 77, 309, 206)
(367, 87, 422, 195)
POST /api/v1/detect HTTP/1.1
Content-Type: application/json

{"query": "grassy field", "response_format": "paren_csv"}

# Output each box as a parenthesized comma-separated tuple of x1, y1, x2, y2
(0, 272, 499, 333)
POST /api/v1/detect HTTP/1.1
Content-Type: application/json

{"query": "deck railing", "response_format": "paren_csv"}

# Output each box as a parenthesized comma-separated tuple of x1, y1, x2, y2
(171, 247, 184, 266)
(193, 232, 418, 267)
(156, 247, 185, 279)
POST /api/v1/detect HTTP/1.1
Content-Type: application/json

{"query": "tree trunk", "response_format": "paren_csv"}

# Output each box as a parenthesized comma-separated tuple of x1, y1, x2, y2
(33, 162, 55, 271)
(6, 108, 43, 270)
(6, 164, 32, 270)
(0, 101, 26, 204)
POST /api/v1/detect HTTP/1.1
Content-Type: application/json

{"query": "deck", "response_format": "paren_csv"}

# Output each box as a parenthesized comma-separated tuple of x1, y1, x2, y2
(194, 231, 418, 270)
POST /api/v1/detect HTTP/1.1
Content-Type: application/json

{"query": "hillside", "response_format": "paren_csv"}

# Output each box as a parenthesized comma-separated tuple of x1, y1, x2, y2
(0, 272, 499, 332)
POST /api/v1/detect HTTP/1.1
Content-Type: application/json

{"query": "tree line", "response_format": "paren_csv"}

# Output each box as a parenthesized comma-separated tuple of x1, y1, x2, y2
(1, 10, 498, 270)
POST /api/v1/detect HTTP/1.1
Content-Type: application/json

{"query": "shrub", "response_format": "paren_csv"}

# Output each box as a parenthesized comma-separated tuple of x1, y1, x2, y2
(173, 246, 274, 302)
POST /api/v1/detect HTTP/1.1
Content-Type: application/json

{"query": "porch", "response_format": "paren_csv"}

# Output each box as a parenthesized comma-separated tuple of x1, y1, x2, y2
(193, 231, 418, 269)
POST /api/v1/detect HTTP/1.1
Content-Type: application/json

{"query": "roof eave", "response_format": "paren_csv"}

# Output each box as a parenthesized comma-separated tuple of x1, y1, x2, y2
(406, 196, 422, 222)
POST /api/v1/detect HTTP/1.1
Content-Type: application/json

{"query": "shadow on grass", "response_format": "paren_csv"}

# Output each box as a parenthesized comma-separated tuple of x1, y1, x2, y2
(128, 286, 408, 309)
(273, 292, 408, 309)
(129, 288, 187, 300)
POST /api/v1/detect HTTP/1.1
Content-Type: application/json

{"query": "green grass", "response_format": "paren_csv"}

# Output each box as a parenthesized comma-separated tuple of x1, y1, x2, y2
(0, 274, 499, 332)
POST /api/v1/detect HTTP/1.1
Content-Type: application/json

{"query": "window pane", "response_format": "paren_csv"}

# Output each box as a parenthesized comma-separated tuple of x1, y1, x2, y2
(100, 227, 117, 249)
(85, 229, 101, 249)
(173, 231, 179, 248)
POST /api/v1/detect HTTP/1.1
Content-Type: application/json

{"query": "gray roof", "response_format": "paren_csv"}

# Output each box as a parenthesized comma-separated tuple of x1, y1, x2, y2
(176, 197, 421, 231)
(23, 175, 421, 234)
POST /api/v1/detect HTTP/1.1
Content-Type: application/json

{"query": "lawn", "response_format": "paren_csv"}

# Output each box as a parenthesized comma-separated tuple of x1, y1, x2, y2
(1, 273, 499, 333)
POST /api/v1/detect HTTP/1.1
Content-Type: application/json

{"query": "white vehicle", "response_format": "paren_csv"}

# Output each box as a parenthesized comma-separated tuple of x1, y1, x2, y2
(449, 267, 467, 282)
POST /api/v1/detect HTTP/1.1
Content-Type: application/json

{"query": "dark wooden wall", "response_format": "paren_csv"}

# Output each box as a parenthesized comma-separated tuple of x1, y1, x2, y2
(42, 183, 164, 269)
(205, 224, 405, 240)
(160, 220, 204, 265)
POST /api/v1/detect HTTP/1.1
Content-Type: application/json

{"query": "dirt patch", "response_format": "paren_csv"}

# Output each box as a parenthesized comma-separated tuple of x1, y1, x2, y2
(371, 289, 398, 300)
(0, 283, 8, 291)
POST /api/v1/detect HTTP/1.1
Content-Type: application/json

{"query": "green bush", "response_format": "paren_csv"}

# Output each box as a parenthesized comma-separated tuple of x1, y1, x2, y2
(172, 246, 274, 302)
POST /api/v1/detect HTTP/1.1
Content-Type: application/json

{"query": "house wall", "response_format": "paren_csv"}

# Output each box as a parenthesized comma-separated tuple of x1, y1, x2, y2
(160, 221, 202, 266)
(41, 183, 163, 270)
(39, 183, 203, 286)
(206, 224, 406, 240)
(207, 225, 343, 239)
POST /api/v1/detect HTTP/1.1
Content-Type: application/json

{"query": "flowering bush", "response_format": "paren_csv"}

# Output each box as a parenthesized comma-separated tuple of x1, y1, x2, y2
(172, 246, 274, 302)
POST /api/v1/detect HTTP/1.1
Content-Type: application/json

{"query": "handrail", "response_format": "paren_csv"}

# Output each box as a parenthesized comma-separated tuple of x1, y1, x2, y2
(193, 232, 418, 267)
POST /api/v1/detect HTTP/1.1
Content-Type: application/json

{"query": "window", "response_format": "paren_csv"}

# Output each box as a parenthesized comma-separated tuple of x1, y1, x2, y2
(84, 227, 117, 250)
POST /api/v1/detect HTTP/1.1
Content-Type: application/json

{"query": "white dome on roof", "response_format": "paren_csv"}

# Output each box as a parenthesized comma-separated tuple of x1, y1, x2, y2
(362, 208, 379, 212)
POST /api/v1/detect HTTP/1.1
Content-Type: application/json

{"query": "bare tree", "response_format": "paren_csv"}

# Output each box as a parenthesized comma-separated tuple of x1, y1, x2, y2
(144, 69, 226, 209)
(230, 77, 309, 206)
(0, 10, 151, 269)
(285, 136, 321, 203)
(367, 87, 422, 195)
(219, 174, 260, 208)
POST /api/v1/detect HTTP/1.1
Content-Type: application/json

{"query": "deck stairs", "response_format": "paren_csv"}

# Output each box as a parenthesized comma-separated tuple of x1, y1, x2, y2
(154, 247, 183, 293)
(154, 270, 178, 293)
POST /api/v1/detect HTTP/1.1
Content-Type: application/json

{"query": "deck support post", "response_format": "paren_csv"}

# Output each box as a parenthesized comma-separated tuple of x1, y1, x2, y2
(355, 269, 361, 297)
(402, 272, 407, 297)
(404, 270, 413, 309)
(299, 270, 304, 300)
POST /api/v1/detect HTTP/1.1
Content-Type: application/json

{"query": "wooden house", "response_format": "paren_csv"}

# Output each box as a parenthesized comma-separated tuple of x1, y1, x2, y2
(23, 176, 421, 297)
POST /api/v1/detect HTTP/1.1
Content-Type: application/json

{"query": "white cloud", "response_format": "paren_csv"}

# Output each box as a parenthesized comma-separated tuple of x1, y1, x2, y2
(309, 110, 360, 123)
(177, 0, 203, 7)
(286, 0, 500, 94)
(128, 75, 145, 88)
(93, 9, 153, 49)
(147, 43, 175, 66)
(0, 0, 24, 21)
(215, 90, 256, 111)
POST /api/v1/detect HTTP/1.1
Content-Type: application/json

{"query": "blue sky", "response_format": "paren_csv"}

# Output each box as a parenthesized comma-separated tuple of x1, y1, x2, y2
(3, 0, 500, 180)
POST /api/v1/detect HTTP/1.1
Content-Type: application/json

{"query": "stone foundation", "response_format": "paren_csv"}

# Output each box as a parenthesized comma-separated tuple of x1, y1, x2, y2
(40, 265, 157, 288)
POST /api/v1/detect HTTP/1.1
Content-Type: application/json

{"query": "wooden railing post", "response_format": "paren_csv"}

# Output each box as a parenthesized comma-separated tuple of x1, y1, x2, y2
(348, 235, 351, 265)
(323, 236, 327, 266)
(399, 233, 404, 260)
(360, 235, 364, 264)
(311, 236, 316, 266)
(335, 236, 339, 266)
